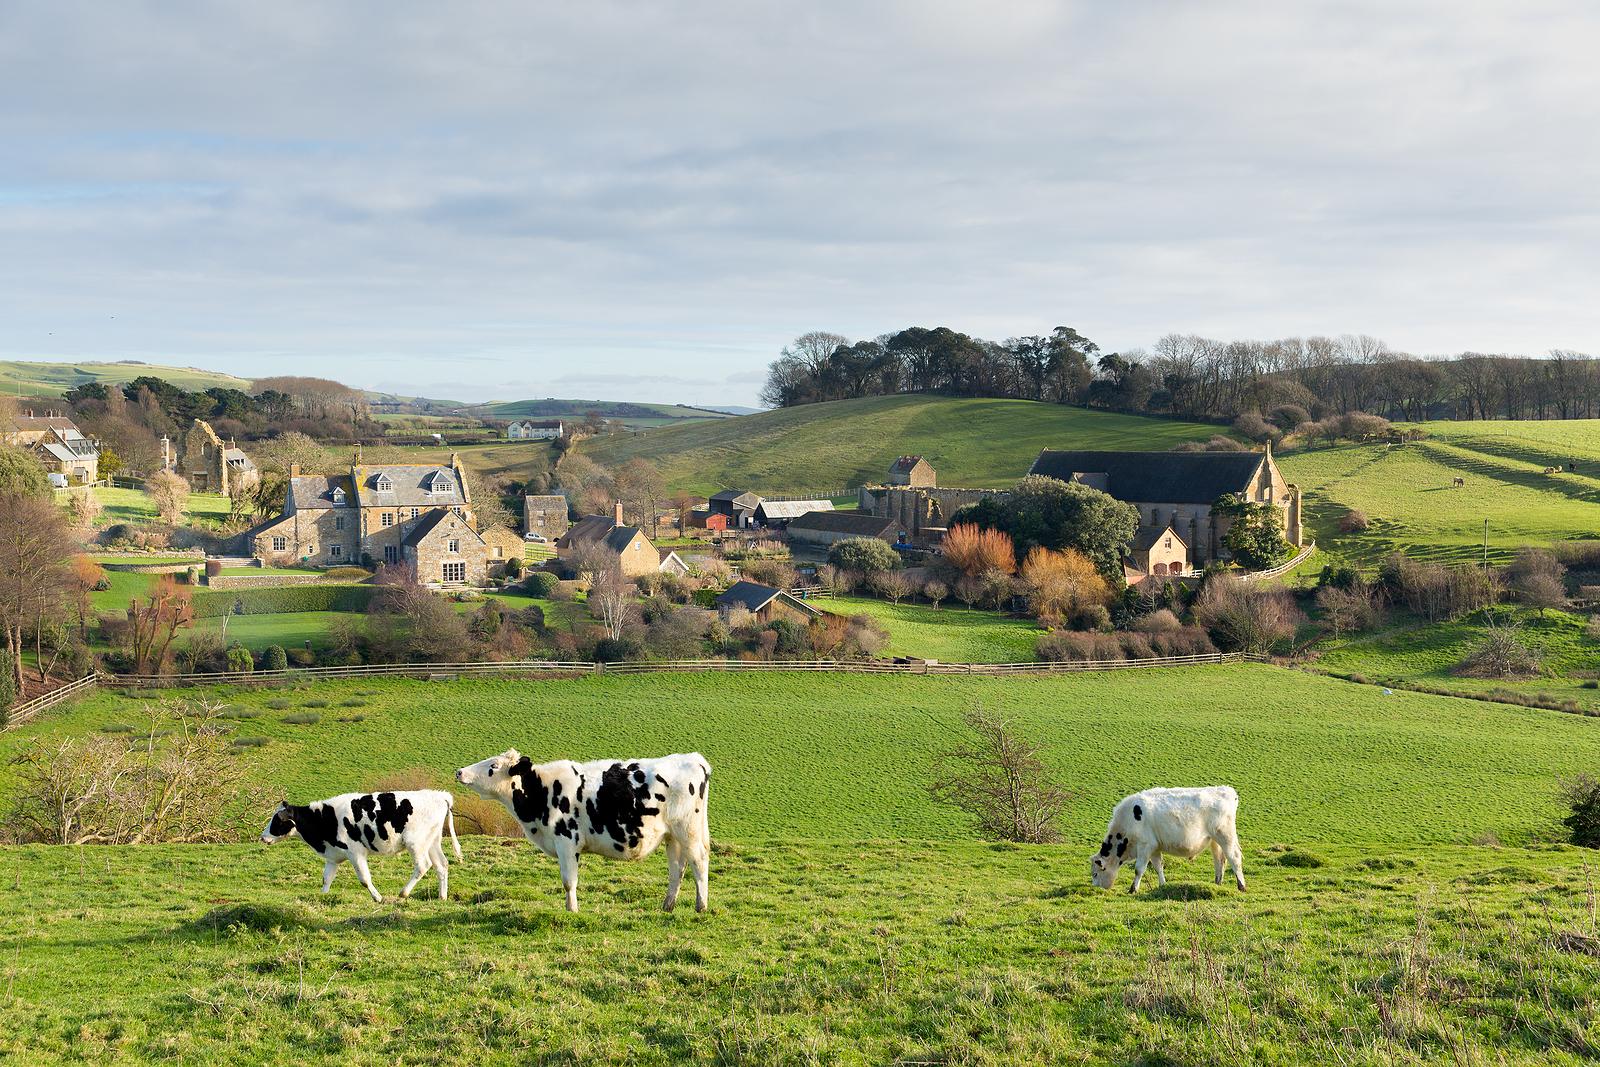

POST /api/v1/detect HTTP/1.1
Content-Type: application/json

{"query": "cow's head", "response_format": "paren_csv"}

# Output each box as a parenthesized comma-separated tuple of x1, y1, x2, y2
(1089, 833, 1128, 889)
(456, 749, 521, 795)
(261, 802, 296, 844)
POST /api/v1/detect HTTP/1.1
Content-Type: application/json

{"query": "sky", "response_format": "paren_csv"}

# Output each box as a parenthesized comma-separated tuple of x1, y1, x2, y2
(2, 1, 1597, 407)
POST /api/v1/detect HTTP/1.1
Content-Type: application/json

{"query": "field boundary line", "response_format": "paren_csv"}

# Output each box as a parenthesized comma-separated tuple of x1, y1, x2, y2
(1240, 541, 1316, 582)
(2, 674, 101, 732)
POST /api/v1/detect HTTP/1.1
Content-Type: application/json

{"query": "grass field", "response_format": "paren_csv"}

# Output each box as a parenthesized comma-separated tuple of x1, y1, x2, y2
(829, 595, 1044, 663)
(8, 666, 1597, 844)
(580, 395, 1222, 495)
(4, 665, 1600, 1062)
(1280, 419, 1600, 567)
(359, 440, 558, 489)
(68, 485, 233, 529)
(0, 357, 250, 398)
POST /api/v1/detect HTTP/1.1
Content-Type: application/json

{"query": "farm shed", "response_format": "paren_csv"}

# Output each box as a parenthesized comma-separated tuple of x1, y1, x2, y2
(715, 580, 821, 624)
(786, 510, 901, 547)
(754, 498, 833, 527)
(708, 489, 763, 528)
(1125, 523, 1188, 578)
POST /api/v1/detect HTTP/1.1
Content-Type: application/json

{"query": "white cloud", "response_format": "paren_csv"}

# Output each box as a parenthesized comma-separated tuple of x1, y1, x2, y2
(0, 1, 1596, 403)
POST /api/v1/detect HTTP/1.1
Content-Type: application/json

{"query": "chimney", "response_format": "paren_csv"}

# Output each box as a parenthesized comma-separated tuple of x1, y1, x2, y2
(614, 501, 624, 527)
(289, 462, 301, 478)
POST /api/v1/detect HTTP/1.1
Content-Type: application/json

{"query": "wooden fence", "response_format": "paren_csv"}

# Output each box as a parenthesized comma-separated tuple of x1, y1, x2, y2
(2, 674, 101, 731)
(99, 651, 1251, 689)
(1240, 541, 1317, 583)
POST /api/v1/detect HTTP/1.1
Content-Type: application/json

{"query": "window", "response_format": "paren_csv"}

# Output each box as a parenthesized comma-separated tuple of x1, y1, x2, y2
(442, 561, 466, 583)
(384, 545, 399, 564)
(271, 535, 287, 552)
(330, 545, 342, 558)
(334, 515, 345, 531)
(447, 538, 460, 553)
(1262, 486, 1274, 502)
(381, 512, 394, 527)
(332, 487, 346, 504)
(1164, 538, 1172, 550)
(493, 546, 503, 558)
(410, 507, 420, 520)
(374, 474, 393, 492)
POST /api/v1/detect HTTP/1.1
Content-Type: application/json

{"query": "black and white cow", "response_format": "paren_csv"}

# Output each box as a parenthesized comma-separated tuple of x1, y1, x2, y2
(1090, 785, 1246, 894)
(456, 750, 711, 913)
(261, 790, 462, 902)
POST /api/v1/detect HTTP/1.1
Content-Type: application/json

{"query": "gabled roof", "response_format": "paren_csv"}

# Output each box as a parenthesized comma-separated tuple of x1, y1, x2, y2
(288, 474, 356, 509)
(558, 515, 648, 555)
(1028, 450, 1265, 506)
(755, 499, 833, 520)
(403, 509, 484, 549)
(353, 464, 466, 507)
(786, 510, 898, 536)
(224, 447, 254, 469)
(890, 455, 927, 472)
(1130, 524, 1186, 552)
(715, 580, 820, 618)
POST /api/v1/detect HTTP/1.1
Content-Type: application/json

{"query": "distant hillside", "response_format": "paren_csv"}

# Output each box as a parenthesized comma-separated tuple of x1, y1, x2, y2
(0, 359, 251, 399)
(578, 395, 1224, 496)
(472, 398, 737, 428)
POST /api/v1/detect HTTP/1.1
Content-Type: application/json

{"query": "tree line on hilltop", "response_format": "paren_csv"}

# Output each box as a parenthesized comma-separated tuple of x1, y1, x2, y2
(761, 328, 1600, 423)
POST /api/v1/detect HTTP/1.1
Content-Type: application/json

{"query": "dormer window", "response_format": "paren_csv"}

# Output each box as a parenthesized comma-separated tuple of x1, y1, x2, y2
(331, 487, 346, 505)
(425, 470, 452, 494)
(374, 474, 393, 492)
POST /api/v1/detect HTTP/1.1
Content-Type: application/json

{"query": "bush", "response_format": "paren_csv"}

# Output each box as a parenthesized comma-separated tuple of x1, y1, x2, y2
(1267, 404, 1312, 431)
(190, 585, 375, 619)
(1071, 604, 1112, 632)
(264, 698, 291, 710)
(548, 580, 579, 602)
(523, 570, 559, 597)
(1458, 625, 1543, 678)
(593, 636, 644, 662)
(1338, 509, 1369, 534)
(281, 712, 321, 725)
(1132, 608, 1182, 633)
(224, 645, 254, 673)
(828, 537, 902, 577)
(261, 645, 288, 672)
(287, 648, 316, 667)
(1231, 412, 1281, 444)
(504, 556, 524, 579)
(1560, 774, 1600, 848)
(323, 566, 373, 581)
(1194, 577, 1304, 655)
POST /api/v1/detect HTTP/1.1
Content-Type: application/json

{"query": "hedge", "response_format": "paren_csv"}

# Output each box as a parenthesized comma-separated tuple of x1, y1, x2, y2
(190, 584, 375, 618)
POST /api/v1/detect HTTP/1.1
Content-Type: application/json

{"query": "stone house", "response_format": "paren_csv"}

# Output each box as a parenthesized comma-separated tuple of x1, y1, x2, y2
(479, 525, 526, 577)
(403, 509, 487, 585)
(1028, 445, 1301, 567)
(248, 455, 480, 573)
(715, 580, 821, 624)
(507, 419, 564, 440)
(1125, 524, 1189, 580)
(886, 455, 936, 487)
(3, 413, 99, 483)
(785, 510, 902, 547)
(556, 504, 662, 578)
(522, 494, 570, 540)
(177, 419, 259, 497)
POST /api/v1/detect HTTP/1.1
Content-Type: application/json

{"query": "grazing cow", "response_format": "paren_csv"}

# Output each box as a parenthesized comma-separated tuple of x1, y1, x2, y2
(456, 750, 711, 913)
(1090, 786, 1245, 894)
(261, 790, 461, 902)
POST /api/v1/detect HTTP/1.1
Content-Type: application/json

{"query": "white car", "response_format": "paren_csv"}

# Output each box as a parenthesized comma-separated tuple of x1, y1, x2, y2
(524, 532, 548, 542)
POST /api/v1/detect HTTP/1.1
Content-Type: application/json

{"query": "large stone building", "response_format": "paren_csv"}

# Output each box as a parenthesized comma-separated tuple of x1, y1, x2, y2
(1028, 446, 1301, 567)
(886, 455, 937, 487)
(176, 419, 259, 497)
(249, 455, 486, 582)
(859, 458, 1003, 545)
(3, 412, 99, 483)
(556, 504, 663, 578)
(786, 510, 901, 547)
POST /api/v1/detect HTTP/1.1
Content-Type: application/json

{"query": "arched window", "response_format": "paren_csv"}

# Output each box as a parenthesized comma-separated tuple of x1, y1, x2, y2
(1151, 562, 1167, 576)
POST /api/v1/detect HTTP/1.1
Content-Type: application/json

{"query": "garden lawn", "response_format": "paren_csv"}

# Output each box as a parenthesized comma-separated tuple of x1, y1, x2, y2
(2, 840, 1596, 1065)
(828, 594, 1043, 662)
(189, 611, 363, 653)
(73, 486, 233, 529)
(8, 665, 1600, 845)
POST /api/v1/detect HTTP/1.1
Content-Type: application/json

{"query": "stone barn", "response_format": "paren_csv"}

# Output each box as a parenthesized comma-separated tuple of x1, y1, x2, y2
(522, 494, 570, 540)
(1126, 524, 1189, 580)
(887, 455, 936, 487)
(178, 419, 259, 497)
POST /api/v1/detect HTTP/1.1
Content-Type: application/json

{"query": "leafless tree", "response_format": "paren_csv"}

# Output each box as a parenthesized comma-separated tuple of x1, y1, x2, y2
(929, 707, 1074, 844)
(0, 495, 77, 685)
(146, 470, 190, 525)
(589, 564, 635, 641)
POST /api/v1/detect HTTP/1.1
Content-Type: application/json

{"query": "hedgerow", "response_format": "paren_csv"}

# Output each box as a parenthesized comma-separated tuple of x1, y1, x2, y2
(190, 584, 374, 618)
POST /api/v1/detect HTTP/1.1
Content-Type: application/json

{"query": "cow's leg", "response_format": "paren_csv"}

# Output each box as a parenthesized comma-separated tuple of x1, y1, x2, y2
(557, 847, 580, 912)
(321, 858, 339, 893)
(1129, 854, 1149, 894)
(348, 851, 382, 903)
(1153, 854, 1167, 887)
(1211, 841, 1226, 885)
(663, 837, 686, 912)
(400, 845, 432, 899)
(689, 839, 709, 912)
(1226, 838, 1246, 892)
(431, 841, 449, 901)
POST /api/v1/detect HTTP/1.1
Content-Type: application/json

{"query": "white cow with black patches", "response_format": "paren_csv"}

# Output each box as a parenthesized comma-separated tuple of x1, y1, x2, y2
(456, 749, 711, 913)
(1090, 786, 1246, 894)
(261, 789, 461, 902)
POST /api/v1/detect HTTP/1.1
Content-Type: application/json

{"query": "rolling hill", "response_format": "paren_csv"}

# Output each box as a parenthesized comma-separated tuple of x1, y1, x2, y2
(578, 395, 1224, 495)
(474, 398, 736, 428)
(0, 358, 251, 398)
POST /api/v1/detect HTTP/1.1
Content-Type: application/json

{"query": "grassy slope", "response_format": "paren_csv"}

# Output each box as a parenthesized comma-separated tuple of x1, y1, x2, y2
(0, 358, 250, 396)
(478, 398, 734, 422)
(360, 440, 557, 488)
(4, 840, 1596, 1065)
(9, 666, 1598, 845)
(580, 395, 1222, 495)
(72, 486, 233, 529)
(1280, 419, 1600, 567)
(829, 595, 1043, 662)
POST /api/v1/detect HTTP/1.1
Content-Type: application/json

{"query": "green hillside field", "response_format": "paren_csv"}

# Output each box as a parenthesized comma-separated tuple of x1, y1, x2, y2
(0, 358, 250, 397)
(3, 666, 1600, 1063)
(578, 395, 1223, 495)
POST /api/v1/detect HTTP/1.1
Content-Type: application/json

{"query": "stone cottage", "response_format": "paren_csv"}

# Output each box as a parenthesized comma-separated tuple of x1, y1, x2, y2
(522, 494, 570, 540)
(556, 504, 662, 578)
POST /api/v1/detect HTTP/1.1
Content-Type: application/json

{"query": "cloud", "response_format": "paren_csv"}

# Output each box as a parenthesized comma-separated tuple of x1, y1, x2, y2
(1, 1, 1597, 405)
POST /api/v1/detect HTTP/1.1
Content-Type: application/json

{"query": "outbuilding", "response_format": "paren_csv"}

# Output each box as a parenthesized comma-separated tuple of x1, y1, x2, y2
(714, 580, 821, 624)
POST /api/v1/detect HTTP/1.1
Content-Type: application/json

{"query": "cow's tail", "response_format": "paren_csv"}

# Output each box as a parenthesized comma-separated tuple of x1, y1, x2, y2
(446, 794, 462, 860)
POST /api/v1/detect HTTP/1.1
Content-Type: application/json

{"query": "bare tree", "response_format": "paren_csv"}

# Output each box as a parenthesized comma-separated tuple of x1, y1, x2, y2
(127, 575, 194, 674)
(872, 570, 916, 605)
(929, 708, 1074, 844)
(589, 564, 635, 641)
(146, 470, 190, 525)
(922, 579, 948, 609)
(0, 495, 77, 685)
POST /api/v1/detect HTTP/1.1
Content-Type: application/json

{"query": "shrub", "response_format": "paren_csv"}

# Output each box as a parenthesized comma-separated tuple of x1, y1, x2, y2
(741, 558, 798, 589)
(1338, 509, 1369, 534)
(287, 648, 316, 667)
(593, 636, 644, 662)
(1267, 404, 1312, 431)
(281, 712, 321, 725)
(828, 537, 902, 577)
(1315, 581, 1384, 636)
(323, 566, 373, 581)
(1561, 774, 1600, 848)
(1274, 850, 1326, 868)
(230, 736, 270, 748)
(523, 570, 559, 597)
(261, 645, 288, 672)
(264, 698, 291, 710)
(1071, 604, 1112, 632)
(224, 645, 254, 673)
(190, 585, 375, 619)
(1231, 411, 1281, 444)
(1194, 577, 1304, 654)
(1132, 608, 1182, 633)
(1458, 625, 1543, 678)
(928, 707, 1074, 843)
(549, 581, 580, 602)
(504, 556, 524, 579)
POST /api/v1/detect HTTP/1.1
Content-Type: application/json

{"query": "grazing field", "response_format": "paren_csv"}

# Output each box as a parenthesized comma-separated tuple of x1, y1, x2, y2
(359, 440, 557, 488)
(65, 485, 233, 529)
(828, 595, 1043, 663)
(7, 666, 1597, 844)
(190, 610, 364, 652)
(3, 839, 1597, 1065)
(0, 357, 250, 397)
(1280, 418, 1600, 567)
(475, 397, 737, 428)
(580, 395, 1222, 495)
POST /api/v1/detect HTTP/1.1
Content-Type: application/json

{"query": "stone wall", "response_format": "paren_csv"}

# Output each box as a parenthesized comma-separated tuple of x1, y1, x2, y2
(205, 573, 341, 590)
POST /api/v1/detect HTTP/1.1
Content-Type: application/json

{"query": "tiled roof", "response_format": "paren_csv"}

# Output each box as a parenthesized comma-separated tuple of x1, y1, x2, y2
(1029, 450, 1265, 505)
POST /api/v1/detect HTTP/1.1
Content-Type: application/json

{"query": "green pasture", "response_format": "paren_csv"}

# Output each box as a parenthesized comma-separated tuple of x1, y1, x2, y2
(580, 395, 1221, 495)
(8, 666, 1597, 845)
(66, 485, 233, 529)
(828, 594, 1043, 663)
(0, 357, 248, 397)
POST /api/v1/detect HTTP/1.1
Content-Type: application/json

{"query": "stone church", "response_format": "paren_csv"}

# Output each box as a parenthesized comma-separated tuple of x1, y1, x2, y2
(177, 419, 260, 497)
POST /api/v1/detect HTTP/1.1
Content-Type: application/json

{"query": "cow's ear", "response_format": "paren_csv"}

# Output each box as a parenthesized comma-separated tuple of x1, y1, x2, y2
(504, 748, 521, 761)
